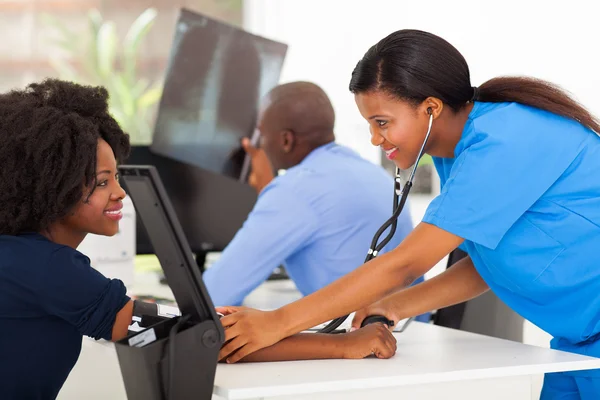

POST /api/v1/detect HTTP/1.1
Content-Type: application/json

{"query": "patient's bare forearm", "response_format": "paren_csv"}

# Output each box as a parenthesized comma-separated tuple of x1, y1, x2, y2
(233, 333, 345, 362)
(391, 256, 489, 320)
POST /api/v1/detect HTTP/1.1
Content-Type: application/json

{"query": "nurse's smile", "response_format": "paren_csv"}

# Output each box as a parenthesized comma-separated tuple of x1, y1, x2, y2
(383, 146, 399, 160)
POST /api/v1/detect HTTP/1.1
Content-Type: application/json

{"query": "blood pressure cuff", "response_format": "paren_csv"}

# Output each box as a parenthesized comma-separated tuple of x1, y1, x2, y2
(131, 300, 180, 330)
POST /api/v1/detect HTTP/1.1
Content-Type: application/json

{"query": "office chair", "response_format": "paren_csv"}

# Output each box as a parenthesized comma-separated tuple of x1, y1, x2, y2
(433, 249, 524, 342)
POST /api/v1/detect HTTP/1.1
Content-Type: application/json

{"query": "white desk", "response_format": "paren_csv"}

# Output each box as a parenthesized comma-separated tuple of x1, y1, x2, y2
(61, 321, 600, 400)
(59, 273, 600, 400)
(214, 322, 600, 400)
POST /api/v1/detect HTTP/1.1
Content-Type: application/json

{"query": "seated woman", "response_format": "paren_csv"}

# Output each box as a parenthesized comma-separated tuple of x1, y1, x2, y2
(0, 79, 396, 400)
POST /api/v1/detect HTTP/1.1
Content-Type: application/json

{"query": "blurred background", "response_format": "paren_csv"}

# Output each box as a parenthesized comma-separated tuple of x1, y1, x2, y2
(0, 0, 243, 145)
(3, 0, 598, 193)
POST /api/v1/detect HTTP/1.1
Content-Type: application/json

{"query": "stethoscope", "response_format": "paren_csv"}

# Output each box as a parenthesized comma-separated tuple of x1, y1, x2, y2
(318, 108, 434, 333)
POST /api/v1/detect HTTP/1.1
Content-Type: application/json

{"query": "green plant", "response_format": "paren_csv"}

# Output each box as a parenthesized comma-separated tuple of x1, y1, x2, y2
(418, 153, 434, 166)
(218, 0, 243, 10)
(42, 8, 162, 144)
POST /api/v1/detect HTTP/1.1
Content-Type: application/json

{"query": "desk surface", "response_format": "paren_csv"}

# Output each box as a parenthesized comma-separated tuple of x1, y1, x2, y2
(213, 322, 600, 399)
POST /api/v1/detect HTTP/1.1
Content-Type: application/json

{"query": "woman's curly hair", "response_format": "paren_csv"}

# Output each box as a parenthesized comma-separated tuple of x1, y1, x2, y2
(0, 79, 131, 235)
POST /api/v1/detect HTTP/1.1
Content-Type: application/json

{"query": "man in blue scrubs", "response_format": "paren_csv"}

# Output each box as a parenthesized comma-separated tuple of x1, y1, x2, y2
(203, 81, 424, 311)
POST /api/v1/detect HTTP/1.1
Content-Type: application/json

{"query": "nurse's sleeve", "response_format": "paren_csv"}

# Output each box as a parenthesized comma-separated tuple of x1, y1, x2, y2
(39, 248, 130, 340)
(423, 127, 584, 250)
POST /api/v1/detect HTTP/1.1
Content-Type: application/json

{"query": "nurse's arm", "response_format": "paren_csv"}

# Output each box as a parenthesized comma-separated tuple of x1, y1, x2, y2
(220, 222, 480, 362)
(274, 223, 464, 333)
(352, 256, 488, 329)
(220, 222, 469, 362)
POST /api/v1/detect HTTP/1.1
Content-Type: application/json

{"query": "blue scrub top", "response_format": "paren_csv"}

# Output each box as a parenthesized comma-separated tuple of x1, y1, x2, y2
(423, 102, 600, 377)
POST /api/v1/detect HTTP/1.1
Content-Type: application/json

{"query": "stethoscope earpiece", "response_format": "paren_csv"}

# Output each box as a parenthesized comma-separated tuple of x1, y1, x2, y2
(427, 107, 433, 116)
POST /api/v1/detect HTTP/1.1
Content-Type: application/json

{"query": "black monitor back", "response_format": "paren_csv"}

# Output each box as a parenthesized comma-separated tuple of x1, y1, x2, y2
(116, 165, 223, 400)
(123, 145, 257, 254)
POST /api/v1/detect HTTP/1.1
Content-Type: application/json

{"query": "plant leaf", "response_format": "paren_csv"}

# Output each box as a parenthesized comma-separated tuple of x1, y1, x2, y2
(44, 8, 158, 146)
(131, 78, 150, 98)
(418, 154, 434, 166)
(40, 13, 82, 54)
(88, 9, 104, 35)
(40, 13, 75, 41)
(48, 57, 79, 81)
(114, 74, 136, 117)
(96, 21, 118, 79)
(123, 8, 157, 82)
(86, 9, 104, 77)
(137, 82, 163, 109)
(108, 105, 127, 130)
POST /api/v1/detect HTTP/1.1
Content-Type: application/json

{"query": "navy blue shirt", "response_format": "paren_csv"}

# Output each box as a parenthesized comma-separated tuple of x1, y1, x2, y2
(0, 233, 130, 399)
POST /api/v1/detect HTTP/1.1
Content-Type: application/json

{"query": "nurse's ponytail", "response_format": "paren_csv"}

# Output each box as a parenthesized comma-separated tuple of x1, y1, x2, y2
(350, 29, 600, 135)
(477, 76, 600, 134)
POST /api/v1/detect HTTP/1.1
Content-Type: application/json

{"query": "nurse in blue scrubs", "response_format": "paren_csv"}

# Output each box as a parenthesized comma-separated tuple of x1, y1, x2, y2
(217, 30, 600, 399)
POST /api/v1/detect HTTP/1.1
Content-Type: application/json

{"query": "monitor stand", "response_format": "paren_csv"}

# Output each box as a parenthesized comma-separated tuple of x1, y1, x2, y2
(195, 251, 209, 273)
(267, 265, 289, 281)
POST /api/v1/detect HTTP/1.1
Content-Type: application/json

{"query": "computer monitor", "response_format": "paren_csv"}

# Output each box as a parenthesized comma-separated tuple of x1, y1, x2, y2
(115, 165, 223, 400)
(122, 145, 257, 256)
(150, 8, 288, 180)
(118, 165, 221, 321)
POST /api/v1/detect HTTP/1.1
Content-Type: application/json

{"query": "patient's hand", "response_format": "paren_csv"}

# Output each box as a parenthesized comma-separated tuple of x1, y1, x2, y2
(341, 323, 397, 359)
(214, 307, 397, 362)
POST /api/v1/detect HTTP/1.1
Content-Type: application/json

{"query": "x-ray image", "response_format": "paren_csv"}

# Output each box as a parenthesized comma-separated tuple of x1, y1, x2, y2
(151, 8, 288, 179)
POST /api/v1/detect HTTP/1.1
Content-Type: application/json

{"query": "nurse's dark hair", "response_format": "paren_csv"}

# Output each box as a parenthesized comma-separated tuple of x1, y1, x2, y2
(349, 29, 600, 134)
(0, 79, 130, 236)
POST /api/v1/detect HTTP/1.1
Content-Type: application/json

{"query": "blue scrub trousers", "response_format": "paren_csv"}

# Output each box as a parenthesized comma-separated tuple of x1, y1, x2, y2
(540, 372, 600, 399)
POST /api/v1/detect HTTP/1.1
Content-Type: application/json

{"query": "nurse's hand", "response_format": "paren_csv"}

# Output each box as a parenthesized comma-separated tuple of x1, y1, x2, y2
(218, 308, 286, 363)
(351, 298, 399, 331)
(215, 305, 253, 316)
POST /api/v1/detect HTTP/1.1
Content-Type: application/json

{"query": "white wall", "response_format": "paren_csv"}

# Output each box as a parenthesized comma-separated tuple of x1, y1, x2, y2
(244, 0, 600, 165)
